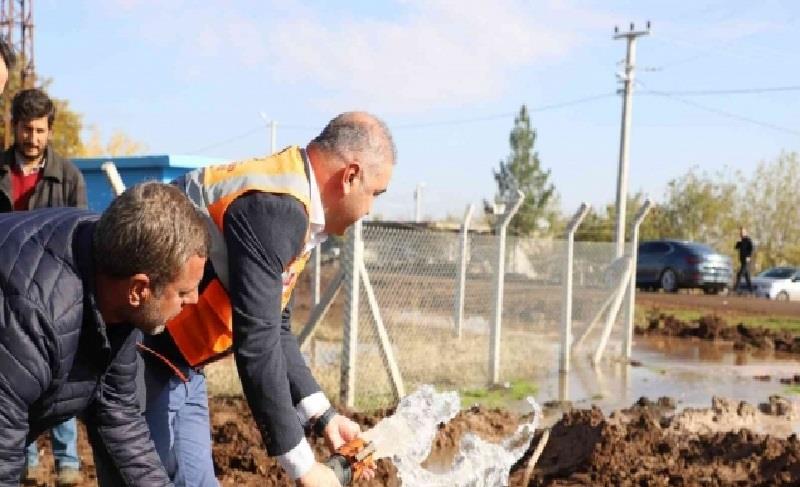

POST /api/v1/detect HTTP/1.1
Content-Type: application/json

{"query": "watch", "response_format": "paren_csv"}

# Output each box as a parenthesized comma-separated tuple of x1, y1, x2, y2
(313, 406, 337, 436)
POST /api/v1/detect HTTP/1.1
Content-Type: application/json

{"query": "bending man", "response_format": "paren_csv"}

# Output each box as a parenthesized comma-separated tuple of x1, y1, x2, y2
(139, 112, 396, 487)
(0, 182, 209, 485)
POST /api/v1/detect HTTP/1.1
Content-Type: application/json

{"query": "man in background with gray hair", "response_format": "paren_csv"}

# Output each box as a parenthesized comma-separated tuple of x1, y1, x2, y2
(138, 112, 396, 486)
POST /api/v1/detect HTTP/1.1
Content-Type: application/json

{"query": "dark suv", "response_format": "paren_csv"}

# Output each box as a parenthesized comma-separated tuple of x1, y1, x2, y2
(636, 240, 732, 293)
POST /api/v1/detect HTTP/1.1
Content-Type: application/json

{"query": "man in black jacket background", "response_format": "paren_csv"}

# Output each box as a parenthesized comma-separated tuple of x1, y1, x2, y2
(0, 88, 87, 212)
(734, 226, 754, 293)
(0, 182, 209, 486)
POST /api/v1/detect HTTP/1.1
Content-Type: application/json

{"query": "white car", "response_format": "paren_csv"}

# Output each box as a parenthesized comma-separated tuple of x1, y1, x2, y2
(751, 266, 800, 300)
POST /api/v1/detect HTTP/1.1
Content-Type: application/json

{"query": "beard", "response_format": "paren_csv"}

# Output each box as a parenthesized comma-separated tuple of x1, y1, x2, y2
(133, 297, 168, 335)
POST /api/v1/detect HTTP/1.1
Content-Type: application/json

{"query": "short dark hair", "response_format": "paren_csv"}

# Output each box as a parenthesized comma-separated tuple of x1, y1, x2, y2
(0, 38, 15, 70)
(12, 88, 56, 127)
(94, 182, 210, 291)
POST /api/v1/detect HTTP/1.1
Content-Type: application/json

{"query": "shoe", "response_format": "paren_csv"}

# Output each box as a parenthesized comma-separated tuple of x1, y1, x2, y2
(56, 467, 82, 487)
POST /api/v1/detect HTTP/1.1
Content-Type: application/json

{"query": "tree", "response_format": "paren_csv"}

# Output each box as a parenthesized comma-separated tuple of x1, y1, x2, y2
(740, 152, 800, 269)
(491, 105, 556, 235)
(80, 126, 146, 157)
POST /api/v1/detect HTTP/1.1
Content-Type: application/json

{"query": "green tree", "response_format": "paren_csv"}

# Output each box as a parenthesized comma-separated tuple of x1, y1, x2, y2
(573, 192, 649, 242)
(740, 152, 800, 269)
(491, 105, 556, 235)
(633, 167, 739, 260)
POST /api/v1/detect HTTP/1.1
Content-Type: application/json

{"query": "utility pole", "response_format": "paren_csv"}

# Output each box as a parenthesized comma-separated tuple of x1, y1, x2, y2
(613, 21, 649, 258)
(259, 112, 278, 155)
(414, 182, 425, 223)
(1, 0, 36, 148)
(270, 120, 277, 154)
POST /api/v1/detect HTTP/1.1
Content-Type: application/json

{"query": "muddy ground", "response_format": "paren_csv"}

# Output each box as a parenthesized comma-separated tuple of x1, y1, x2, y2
(24, 394, 800, 486)
(636, 313, 800, 354)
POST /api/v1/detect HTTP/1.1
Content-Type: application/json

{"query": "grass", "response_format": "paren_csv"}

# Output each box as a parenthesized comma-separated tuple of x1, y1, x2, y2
(460, 380, 538, 409)
(783, 385, 800, 395)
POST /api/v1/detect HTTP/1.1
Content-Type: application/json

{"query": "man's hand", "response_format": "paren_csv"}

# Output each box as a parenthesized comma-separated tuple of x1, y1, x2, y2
(322, 414, 361, 451)
(297, 462, 341, 487)
(323, 416, 377, 482)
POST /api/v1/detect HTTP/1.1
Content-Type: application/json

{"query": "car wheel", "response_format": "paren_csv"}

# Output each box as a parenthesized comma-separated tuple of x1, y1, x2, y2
(777, 291, 790, 301)
(660, 269, 678, 293)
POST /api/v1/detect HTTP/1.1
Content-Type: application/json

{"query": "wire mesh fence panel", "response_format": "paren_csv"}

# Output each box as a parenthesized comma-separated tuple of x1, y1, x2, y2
(356, 225, 469, 408)
(570, 241, 636, 361)
(295, 224, 639, 409)
(499, 237, 567, 382)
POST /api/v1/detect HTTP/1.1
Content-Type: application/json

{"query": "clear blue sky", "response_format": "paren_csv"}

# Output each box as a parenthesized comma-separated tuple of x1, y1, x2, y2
(36, 0, 800, 220)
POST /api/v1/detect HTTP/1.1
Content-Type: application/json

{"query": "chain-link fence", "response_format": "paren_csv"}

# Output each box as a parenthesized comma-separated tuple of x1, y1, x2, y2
(282, 221, 638, 409)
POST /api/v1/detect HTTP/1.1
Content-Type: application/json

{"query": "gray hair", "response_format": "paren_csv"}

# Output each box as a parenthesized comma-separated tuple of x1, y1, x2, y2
(311, 112, 397, 168)
(94, 181, 210, 290)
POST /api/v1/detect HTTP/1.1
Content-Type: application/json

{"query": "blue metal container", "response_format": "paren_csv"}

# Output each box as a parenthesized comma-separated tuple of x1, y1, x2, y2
(73, 154, 225, 212)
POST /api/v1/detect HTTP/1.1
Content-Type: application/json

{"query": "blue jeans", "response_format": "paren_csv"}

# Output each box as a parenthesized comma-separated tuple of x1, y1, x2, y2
(26, 418, 80, 470)
(144, 363, 218, 487)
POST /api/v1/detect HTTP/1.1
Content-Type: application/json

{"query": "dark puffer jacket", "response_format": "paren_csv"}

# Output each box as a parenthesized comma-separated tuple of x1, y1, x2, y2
(0, 208, 170, 486)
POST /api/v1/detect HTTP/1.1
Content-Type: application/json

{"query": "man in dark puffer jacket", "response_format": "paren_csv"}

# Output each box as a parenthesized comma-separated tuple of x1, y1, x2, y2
(0, 182, 209, 486)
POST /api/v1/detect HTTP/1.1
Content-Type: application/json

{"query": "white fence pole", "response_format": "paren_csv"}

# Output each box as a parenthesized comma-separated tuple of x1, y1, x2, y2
(340, 220, 362, 407)
(358, 260, 405, 399)
(453, 204, 475, 338)
(101, 161, 126, 196)
(312, 246, 322, 306)
(559, 203, 590, 374)
(490, 190, 525, 385)
(592, 257, 632, 365)
(623, 199, 652, 359)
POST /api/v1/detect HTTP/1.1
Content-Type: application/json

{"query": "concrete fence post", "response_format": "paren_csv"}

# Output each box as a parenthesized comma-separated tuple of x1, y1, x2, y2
(559, 203, 590, 374)
(489, 190, 525, 385)
(453, 204, 475, 338)
(623, 199, 652, 359)
(340, 220, 362, 407)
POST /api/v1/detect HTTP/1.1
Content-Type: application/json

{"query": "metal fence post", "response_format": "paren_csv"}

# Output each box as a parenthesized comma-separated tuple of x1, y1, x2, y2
(340, 220, 362, 407)
(490, 191, 525, 385)
(560, 203, 590, 374)
(453, 204, 475, 338)
(623, 199, 652, 359)
(312, 246, 321, 306)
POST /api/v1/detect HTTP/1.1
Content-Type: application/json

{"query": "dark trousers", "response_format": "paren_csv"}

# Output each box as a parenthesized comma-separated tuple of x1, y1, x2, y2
(736, 259, 752, 291)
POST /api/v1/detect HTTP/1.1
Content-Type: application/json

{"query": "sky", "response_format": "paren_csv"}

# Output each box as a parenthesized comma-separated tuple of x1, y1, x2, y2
(34, 0, 800, 221)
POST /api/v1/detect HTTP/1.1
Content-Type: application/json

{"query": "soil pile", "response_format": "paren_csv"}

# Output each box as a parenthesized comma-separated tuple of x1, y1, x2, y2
(520, 398, 800, 486)
(636, 312, 800, 353)
(23, 396, 800, 486)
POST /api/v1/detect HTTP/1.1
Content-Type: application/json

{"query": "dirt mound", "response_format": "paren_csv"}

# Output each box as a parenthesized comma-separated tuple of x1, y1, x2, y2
(24, 395, 800, 486)
(518, 400, 800, 486)
(636, 312, 800, 353)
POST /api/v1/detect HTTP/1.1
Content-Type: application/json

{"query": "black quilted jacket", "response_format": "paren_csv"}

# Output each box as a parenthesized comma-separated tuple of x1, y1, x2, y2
(0, 208, 170, 486)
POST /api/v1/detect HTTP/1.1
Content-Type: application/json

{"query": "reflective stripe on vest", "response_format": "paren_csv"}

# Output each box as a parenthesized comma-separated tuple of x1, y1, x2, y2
(167, 146, 312, 367)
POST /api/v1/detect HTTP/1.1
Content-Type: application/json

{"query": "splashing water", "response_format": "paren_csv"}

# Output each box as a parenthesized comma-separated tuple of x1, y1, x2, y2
(362, 385, 541, 486)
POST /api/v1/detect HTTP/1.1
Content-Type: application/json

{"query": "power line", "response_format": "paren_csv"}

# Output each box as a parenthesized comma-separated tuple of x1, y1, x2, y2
(645, 85, 800, 96)
(186, 125, 264, 154)
(639, 83, 800, 137)
(393, 93, 617, 130)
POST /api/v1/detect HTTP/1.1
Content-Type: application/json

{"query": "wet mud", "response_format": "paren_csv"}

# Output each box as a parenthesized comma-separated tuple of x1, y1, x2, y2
(24, 395, 800, 486)
(636, 313, 800, 354)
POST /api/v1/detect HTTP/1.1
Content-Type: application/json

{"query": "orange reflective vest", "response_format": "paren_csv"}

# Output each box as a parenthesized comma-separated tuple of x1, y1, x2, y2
(166, 146, 313, 367)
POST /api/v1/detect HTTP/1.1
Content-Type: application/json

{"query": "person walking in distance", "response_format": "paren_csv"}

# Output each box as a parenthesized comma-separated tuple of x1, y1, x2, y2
(734, 226, 754, 293)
